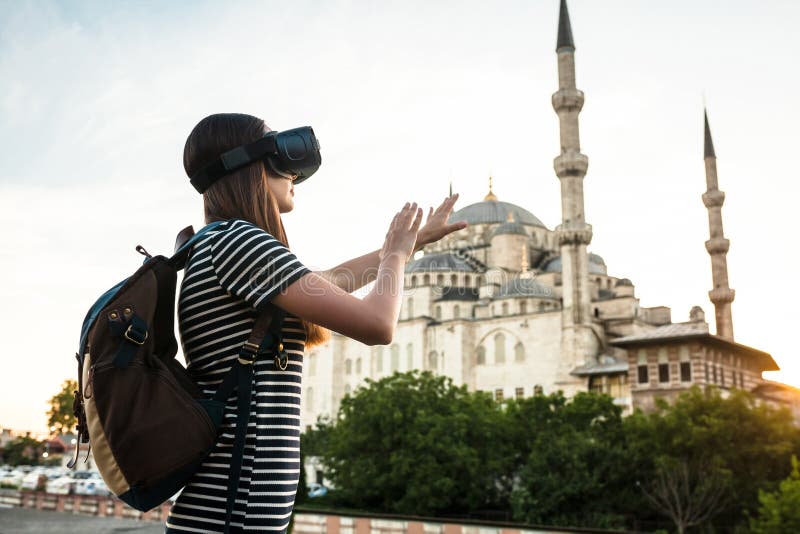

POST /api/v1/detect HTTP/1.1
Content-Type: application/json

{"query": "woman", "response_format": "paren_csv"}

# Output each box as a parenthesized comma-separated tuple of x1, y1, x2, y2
(165, 113, 466, 533)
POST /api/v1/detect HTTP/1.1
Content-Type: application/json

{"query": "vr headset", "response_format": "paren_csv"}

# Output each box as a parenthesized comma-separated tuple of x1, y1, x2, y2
(190, 126, 321, 194)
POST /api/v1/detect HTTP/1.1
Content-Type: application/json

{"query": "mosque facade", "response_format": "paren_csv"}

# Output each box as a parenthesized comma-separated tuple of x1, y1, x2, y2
(299, 0, 792, 430)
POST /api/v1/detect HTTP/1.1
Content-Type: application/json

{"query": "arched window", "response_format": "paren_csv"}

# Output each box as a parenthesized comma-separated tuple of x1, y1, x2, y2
(450, 274, 457, 286)
(466, 275, 472, 286)
(658, 348, 669, 383)
(345, 359, 352, 375)
(391, 344, 400, 372)
(375, 346, 384, 373)
(519, 301, 527, 314)
(406, 343, 413, 370)
(407, 297, 414, 319)
(356, 358, 362, 375)
(501, 302, 509, 315)
(637, 349, 649, 383)
(539, 302, 545, 312)
(476, 346, 486, 365)
(411, 275, 417, 287)
(428, 351, 438, 371)
(494, 333, 506, 364)
(454, 305, 460, 319)
(306, 387, 314, 411)
(514, 342, 525, 362)
(435, 305, 442, 320)
(423, 274, 430, 285)
(436, 274, 444, 286)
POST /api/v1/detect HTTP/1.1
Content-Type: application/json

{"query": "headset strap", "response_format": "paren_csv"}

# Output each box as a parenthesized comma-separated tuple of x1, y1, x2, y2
(190, 135, 277, 193)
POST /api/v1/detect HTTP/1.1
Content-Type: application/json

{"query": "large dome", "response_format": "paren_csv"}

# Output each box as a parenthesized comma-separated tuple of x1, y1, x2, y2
(448, 200, 547, 228)
(542, 254, 607, 275)
(406, 252, 477, 273)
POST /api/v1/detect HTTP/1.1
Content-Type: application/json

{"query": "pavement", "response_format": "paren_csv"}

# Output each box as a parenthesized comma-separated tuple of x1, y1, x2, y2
(0, 507, 165, 534)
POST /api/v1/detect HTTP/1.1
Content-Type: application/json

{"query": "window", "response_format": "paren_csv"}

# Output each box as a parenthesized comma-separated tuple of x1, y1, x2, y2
(356, 358, 362, 375)
(515, 387, 524, 399)
(391, 344, 400, 372)
(514, 342, 525, 363)
(435, 305, 442, 320)
(712, 364, 717, 384)
(423, 274, 430, 285)
(589, 376, 604, 393)
(533, 385, 543, 395)
(437, 274, 444, 285)
(454, 305, 460, 319)
(494, 389, 504, 402)
(476, 346, 486, 365)
(406, 343, 413, 371)
(451, 274, 457, 286)
(720, 366, 725, 386)
(428, 351, 438, 371)
(411, 275, 417, 287)
(609, 374, 627, 398)
(637, 349, 649, 384)
(705, 361, 709, 383)
(494, 333, 506, 364)
(539, 302, 545, 312)
(731, 369, 736, 388)
(739, 371, 744, 388)
(520, 301, 527, 314)
(345, 359, 352, 375)
(502, 302, 509, 315)
(680, 362, 691, 382)
(658, 348, 669, 383)
(407, 298, 414, 319)
(376, 346, 384, 373)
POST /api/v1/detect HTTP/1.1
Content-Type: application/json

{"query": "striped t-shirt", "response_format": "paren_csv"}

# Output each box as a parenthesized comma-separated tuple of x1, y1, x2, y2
(166, 218, 310, 533)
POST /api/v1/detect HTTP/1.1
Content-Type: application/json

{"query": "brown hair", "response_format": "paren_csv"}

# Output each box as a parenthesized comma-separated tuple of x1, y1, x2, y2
(183, 113, 329, 348)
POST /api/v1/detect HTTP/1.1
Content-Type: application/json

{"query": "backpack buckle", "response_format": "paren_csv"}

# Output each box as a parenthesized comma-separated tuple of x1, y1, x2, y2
(238, 342, 260, 365)
(124, 324, 148, 345)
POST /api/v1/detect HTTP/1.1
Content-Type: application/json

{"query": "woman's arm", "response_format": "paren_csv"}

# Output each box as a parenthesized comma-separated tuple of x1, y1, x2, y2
(274, 203, 422, 345)
(315, 194, 467, 293)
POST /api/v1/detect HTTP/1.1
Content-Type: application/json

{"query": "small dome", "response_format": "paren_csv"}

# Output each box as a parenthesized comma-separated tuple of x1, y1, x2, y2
(491, 221, 528, 238)
(449, 200, 546, 228)
(615, 278, 633, 287)
(406, 252, 477, 273)
(542, 254, 606, 275)
(495, 278, 554, 299)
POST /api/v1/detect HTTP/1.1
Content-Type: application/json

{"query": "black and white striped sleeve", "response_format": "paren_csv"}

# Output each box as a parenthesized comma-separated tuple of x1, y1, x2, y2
(210, 219, 311, 310)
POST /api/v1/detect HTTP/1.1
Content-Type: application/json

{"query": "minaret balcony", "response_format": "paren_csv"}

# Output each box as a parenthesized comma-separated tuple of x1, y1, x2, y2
(708, 287, 735, 304)
(556, 223, 593, 246)
(702, 189, 726, 208)
(552, 88, 584, 112)
(705, 237, 730, 255)
(554, 152, 589, 177)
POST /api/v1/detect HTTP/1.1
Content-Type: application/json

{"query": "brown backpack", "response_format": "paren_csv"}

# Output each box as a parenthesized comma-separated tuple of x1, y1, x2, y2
(70, 222, 288, 533)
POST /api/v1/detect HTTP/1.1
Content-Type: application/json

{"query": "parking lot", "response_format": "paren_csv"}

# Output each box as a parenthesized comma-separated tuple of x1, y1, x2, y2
(0, 507, 164, 533)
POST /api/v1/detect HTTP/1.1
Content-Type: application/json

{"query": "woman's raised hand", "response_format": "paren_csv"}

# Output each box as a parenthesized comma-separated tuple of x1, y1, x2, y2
(380, 202, 424, 263)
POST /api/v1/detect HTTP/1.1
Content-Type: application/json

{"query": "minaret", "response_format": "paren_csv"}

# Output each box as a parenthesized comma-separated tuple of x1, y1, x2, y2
(702, 110, 735, 340)
(552, 0, 598, 384)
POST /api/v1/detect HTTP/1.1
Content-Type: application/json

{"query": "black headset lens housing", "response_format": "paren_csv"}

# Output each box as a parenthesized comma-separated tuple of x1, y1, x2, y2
(190, 126, 321, 194)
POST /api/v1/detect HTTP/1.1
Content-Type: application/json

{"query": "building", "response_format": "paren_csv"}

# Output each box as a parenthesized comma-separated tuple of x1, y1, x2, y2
(300, 0, 795, 429)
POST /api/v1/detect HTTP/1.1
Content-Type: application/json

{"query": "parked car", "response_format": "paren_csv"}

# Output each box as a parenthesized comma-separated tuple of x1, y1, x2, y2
(20, 471, 47, 491)
(0, 470, 25, 488)
(307, 483, 328, 498)
(75, 473, 110, 496)
(46, 475, 74, 495)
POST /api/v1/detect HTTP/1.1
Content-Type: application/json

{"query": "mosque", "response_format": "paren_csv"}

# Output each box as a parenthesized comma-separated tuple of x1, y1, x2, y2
(300, 0, 795, 429)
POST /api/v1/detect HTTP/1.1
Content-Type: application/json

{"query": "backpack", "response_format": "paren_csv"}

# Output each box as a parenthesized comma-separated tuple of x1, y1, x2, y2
(69, 222, 289, 532)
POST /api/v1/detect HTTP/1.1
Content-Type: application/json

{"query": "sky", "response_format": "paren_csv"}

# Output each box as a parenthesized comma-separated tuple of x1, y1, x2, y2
(1, 0, 798, 434)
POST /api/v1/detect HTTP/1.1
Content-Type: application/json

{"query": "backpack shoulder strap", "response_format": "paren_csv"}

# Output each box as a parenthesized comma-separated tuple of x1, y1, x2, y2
(168, 221, 226, 269)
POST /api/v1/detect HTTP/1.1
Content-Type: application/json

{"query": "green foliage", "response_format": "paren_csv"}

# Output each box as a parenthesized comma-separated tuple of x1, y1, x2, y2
(46, 379, 78, 434)
(319, 371, 507, 515)
(1, 436, 44, 466)
(749, 455, 800, 533)
(308, 375, 799, 532)
(625, 387, 799, 529)
(509, 392, 631, 528)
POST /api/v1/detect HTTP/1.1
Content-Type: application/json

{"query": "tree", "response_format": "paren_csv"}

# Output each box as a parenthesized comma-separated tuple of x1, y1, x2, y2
(319, 371, 508, 515)
(625, 386, 800, 531)
(509, 392, 632, 528)
(637, 457, 730, 534)
(46, 379, 78, 434)
(1, 436, 44, 466)
(749, 455, 800, 534)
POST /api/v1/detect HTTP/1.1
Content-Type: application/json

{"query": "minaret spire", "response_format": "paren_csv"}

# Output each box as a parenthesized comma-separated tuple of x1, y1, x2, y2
(484, 175, 498, 201)
(552, 0, 599, 387)
(702, 109, 735, 341)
